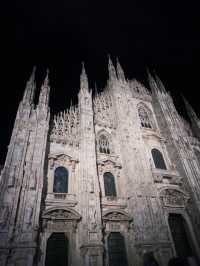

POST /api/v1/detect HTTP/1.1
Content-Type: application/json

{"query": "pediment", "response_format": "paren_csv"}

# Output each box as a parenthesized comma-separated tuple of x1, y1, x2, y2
(102, 209, 132, 222)
(97, 159, 122, 169)
(49, 153, 72, 162)
(159, 187, 189, 208)
(42, 207, 81, 221)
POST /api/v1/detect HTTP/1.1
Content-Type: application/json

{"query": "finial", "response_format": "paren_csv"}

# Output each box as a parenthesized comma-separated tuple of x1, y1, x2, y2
(108, 54, 117, 81)
(80, 62, 89, 91)
(23, 66, 36, 103)
(116, 57, 125, 81)
(146, 67, 157, 93)
(43, 68, 50, 87)
(94, 83, 98, 96)
(182, 94, 199, 122)
(26, 66, 36, 86)
(153, 70, 167, 93)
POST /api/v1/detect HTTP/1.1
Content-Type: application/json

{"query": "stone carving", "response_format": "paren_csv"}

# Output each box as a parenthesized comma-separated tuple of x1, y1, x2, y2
(160, 189, 189, 207)
(138, 103, 155, 129)
(0, 206, 9, 227)
(103, 210, 132, 222)
(49, 153, 78, 173)
(24, 206, 33, 228)
(50, 106, 80, 146)
(1, 61, 200, 266)
(42, 208, 81, 221)
(93, 91, 116, 128)
(29, 169, 37, 190)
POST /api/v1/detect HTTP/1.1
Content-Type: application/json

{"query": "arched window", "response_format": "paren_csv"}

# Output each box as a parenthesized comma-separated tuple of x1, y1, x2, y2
(103, 172, 117, 197)
(53, 167, 68, 193)
(108, 232, 128, 266)
(138, 106, 153, 129)
(168, 214, 193, 259)
(151, 149, 167, 170)
(98, 134, 110, 154)
(45, 233, 68, 266)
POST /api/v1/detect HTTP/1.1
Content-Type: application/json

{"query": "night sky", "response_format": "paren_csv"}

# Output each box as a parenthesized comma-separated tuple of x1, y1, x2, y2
(1, 0, 200, 164)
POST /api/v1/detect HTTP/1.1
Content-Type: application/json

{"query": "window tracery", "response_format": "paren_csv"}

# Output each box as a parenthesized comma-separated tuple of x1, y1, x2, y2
(138, 105, 154, 129)
(98, 134, 110, 154)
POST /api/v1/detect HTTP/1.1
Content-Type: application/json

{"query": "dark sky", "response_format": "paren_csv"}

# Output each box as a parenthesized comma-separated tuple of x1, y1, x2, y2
(1, 0, 200, 164)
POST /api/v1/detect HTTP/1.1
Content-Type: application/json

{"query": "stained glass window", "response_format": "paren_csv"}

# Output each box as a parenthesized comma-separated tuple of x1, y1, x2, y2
(53, 167, 68, 193)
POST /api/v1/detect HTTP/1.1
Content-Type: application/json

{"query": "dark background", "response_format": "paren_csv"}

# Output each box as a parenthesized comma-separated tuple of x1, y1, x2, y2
(1, 0, 200, 164)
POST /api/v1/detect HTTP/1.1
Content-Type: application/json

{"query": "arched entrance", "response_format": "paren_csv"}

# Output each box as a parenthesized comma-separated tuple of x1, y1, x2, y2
(108, 232, 128, 266)
(168, 213, 198, 265)
(45, 233, 68, 266)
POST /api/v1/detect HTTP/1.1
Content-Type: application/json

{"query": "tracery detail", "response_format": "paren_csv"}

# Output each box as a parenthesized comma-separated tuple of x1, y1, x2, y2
(160, 189, 189, 207)
(138, 104, 155, 129)
(93, 91, 116, 128)
(50, 106, 80, 146)
(98, 135, 110, 154)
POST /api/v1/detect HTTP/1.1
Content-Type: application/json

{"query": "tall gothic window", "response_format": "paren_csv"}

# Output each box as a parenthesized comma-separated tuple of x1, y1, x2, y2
(151, 149, 167, 170)
(168, 214, 193, 259)
(98, 134, 110, 154)
(108, 232, 128, 266)
(138, 106, 153, 129)
(53, 167, 68, 193)
(103, 172, 117, 197)
(45, 233, 68, 266)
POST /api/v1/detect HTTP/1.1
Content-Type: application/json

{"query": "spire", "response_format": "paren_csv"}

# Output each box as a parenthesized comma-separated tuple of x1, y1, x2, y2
(182, 95, 200, 124)
(94, 82, 98, 96)
(116, 57, 125, 81)
(38, 69, 50, 106)
(147, 68, 158, 94)
(23, 66, 36, 103)
(43, 68, 49, 87)
(108, 55, 117, 82)
(80, 62, 89, 92)
(182, 95, 200, 139)
(153, 70, 167, 93)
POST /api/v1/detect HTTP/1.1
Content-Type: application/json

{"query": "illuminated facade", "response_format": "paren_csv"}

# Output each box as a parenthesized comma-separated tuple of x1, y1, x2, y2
(0, 59, 200, 266)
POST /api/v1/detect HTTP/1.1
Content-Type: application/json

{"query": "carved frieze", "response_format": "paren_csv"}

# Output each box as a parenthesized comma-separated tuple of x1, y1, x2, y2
(97, 157, 122, 178)
(42, 208, 81, 221)
(48, 153, 78, 172)
(160, 188, 189, 208)
(42, 208, 81, 232)
(102, 210, 132, 233)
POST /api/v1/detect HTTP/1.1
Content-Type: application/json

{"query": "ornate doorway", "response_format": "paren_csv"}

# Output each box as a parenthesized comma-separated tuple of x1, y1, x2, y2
(108, 232, 128, 266)
(168, 213, 200, 266)
(45, 233, 68, 266)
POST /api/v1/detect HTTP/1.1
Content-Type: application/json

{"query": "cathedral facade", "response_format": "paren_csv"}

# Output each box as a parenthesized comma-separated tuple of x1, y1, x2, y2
(0, 58, 200, 266)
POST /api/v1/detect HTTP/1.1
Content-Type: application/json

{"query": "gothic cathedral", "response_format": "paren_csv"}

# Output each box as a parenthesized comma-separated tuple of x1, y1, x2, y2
(0, 58, 200, 266)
